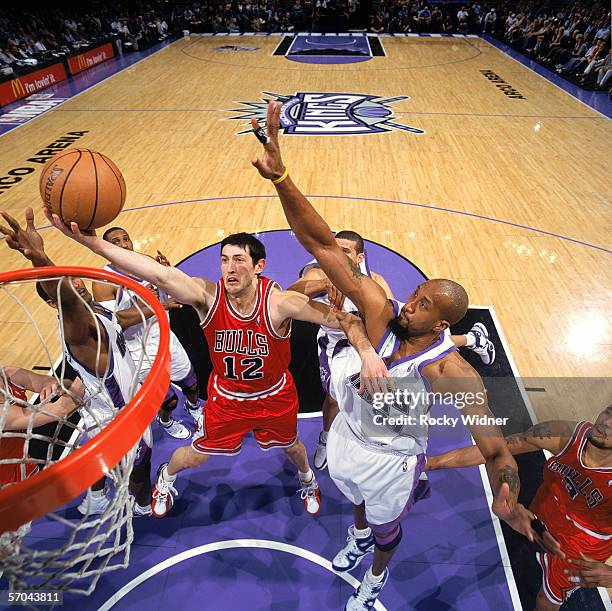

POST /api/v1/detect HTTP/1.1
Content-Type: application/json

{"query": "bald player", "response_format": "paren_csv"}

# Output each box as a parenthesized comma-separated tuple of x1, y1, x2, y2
(251, 101, 536, 610)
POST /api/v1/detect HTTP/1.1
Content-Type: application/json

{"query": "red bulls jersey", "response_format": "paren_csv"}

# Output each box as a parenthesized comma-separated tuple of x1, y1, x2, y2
(531, 421, 612, 556)
(0, 383, 37, 487)
(201, 276, 293, 402)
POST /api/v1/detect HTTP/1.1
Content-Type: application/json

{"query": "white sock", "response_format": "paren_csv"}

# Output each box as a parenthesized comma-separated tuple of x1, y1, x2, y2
(135, 502, 151, 511)
(353, 525, 372, 539)
(365, 567, 385, 583)
(298, 468, 313, 484)
(319, 430, 328, 444)
(465, 332, 476, 348)
(161, 464, 177, 482)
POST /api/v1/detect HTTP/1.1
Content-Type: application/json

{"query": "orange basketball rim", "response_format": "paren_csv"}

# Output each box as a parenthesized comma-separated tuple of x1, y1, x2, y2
(0, 266, 171, 534)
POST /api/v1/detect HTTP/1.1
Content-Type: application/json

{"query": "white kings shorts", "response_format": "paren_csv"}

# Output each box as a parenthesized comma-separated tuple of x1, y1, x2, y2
(129, 330, 193, 383)
(327, 412, 426, 526)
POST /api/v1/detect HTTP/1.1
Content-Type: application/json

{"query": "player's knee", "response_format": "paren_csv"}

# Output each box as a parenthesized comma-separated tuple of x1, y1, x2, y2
(185, 448, 209, 469)
(372, 524, 403, 553)
(283, 441, 301, 458)
(184, 382, 198, 396)
(161, 389, 179, 413)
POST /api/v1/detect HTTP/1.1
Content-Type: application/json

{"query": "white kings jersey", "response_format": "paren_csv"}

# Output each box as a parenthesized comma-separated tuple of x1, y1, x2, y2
(329, 300, 457, 456)
(103, 264, 169, 360)
(300, 257, 371, 352)
(62, 308, 138, 432)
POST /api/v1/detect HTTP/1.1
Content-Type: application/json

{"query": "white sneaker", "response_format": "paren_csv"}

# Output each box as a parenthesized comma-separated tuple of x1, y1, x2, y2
(184, 398, 205, 422)
(332, 525, 375, 572)
(299, 476, 321, 516)
(77, 489, 110, 515)
(128, 495, 152, 517)
(151, 463, 178, 519)
(313, 431, 328, 470)
(156, 416, 191, 439)
(345, 568, 389, 610)
(133, 502, 152, 517)
(467, 322, 496, 365)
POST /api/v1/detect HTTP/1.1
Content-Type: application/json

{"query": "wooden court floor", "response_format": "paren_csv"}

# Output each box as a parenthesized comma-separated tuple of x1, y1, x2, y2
(0, 35, 610, 425)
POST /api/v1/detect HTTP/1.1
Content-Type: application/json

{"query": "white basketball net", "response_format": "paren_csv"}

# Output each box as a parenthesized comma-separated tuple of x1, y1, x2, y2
(0, 273, 163, 596)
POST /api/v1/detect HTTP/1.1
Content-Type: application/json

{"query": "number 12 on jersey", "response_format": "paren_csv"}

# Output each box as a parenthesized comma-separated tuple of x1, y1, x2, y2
(223, 356, 264, 380)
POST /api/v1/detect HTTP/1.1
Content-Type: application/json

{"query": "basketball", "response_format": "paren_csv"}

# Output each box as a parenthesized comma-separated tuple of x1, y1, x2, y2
(39, 148, 126, 230)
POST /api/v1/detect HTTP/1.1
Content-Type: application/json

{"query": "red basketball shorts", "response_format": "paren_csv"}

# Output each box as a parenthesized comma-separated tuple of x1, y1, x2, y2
(534, 512, 612, 605)
(191, 382, 299, 456)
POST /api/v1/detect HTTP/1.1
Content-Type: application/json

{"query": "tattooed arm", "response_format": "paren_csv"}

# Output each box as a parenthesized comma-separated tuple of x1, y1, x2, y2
(424, 354, 544, 542)
(426, 420, 576, 471)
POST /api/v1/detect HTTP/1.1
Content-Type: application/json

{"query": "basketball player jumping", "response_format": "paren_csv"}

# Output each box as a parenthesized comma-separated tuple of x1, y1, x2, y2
(426, 406, 612, 610)
(94, 226, 203, 441)
(44, 210, 382, 519)
(1, 208, 155, 517)
(289, 230, 496, 470)
(250, 101, 538, 610)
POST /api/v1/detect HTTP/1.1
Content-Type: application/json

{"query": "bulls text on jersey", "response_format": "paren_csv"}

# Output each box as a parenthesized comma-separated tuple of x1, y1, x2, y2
(548, 458, 604, 509)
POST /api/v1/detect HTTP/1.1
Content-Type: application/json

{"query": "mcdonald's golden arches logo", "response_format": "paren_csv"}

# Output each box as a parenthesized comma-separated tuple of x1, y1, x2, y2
(11, 78, 26, 98)
(77, 54, 86, 70)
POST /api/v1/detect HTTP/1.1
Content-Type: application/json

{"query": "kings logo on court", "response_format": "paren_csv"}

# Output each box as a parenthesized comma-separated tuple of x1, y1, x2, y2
(227, 92, 424, 136)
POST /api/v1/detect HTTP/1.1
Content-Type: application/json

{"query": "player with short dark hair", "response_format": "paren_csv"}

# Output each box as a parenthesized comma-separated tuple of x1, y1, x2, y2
(290, 229, 496, 471)
(427, 407, 612, 610)
(44, 210, 379, 520)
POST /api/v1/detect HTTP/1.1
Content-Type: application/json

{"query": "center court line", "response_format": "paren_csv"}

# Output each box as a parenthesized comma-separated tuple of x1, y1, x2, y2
(52, 108, 602, 120)
(97, 539, 388, 611)
(19, 194, 608, 254)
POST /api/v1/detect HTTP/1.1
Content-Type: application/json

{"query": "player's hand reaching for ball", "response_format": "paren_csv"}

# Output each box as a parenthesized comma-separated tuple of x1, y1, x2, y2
(156, 250, 171, 266)
(251, 100, 286, 181)
(0, 208, 47, 263)
(43, 207, 101, 250)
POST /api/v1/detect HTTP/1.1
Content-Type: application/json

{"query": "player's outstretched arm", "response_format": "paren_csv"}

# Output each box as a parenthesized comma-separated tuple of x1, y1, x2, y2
(428, 357, 539, 541)
(251, 101, 390, 342)
(426, 420, 577, 471)
(336, 311, 394, 396)
(272, 289, 340, 329)
(287, 267, 328, 297)
(2, 372, 84, 430)
(0, 209, 96, 346)
(44, 209, 215, 315)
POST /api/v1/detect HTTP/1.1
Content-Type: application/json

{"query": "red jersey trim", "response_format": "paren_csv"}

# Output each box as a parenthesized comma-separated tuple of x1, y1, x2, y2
(555, 421, 587, 459)
(564, 514, 612, 540)
(263, 281, 291, 340)
(576, 428, 612, 472)
(212, 372, 287, 401)
(225, 278, 262, 322)
(200, 280, 222, 330)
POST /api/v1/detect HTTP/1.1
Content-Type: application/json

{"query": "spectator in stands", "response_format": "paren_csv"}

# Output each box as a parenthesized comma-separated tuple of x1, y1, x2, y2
(369, 10, 386, 34)
(416, 5, 431, 33)
(431, 5, 443, 33)
(560, 36, 606, 78)
(594, 48, 612, 89)
(483, 8, 496, 34)
(442, 15, 454, 34)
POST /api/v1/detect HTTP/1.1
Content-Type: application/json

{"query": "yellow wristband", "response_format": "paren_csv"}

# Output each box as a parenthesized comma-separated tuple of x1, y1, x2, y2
(271, 168, 289, 185)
